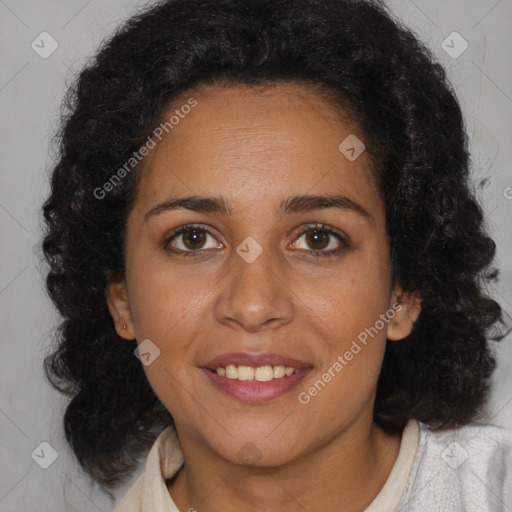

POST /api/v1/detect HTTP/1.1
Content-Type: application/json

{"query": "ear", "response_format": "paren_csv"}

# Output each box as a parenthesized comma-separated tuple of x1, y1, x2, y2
(105, 277, 136, 340)
(386, 284, 422, 341)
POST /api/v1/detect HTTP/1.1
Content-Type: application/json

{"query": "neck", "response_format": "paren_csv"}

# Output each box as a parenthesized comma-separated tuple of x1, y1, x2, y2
(166, 415, 402, 512)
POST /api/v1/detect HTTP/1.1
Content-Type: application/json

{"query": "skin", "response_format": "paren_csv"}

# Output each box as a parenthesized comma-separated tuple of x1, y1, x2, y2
(107, 83, 421, 512)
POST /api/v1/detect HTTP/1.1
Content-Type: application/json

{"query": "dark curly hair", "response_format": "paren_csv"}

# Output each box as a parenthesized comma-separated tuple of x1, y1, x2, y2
(42, 0, 505, 495)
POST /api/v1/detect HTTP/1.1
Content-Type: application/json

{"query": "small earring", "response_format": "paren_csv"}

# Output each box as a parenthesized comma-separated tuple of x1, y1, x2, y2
(122, 325, 127, 330)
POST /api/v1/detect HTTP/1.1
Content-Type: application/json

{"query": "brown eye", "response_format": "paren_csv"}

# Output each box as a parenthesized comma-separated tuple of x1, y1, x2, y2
(304, 229, 330, 250)
(164, 224, 221, 254)
(290, 223, 348, 257)
(182, 228, 207, 249)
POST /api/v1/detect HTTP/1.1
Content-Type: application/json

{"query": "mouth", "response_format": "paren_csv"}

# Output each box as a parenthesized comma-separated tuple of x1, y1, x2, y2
(205, 364, 301, 381)
(199, 352, 313, 402)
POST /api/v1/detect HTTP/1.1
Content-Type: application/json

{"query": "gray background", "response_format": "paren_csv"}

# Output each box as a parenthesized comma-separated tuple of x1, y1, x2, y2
(1, 1, 511, 511)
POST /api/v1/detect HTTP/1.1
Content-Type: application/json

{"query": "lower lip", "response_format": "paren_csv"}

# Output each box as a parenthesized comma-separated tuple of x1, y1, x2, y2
(200, 368, 312, 403)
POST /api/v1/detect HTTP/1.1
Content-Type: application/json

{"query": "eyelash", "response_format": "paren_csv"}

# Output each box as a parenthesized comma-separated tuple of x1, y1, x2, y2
(162, 223, 348, 259)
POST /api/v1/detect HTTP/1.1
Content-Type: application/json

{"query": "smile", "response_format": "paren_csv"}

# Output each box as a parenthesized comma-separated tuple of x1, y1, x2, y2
(213, 364, 300, 381)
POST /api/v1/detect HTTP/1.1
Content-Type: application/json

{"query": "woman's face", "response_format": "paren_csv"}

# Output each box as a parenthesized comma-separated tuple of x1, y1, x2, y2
(107, 83, 418, 466)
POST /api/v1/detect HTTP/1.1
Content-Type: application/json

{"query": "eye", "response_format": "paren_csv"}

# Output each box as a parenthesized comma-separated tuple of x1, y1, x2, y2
(163, 224, 222, 256)
(290, 223, 348, 257)
(163, 222, 348, 259)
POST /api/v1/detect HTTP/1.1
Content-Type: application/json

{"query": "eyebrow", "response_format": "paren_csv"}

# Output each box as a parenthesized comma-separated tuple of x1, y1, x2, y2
(144, 194, 371, 222)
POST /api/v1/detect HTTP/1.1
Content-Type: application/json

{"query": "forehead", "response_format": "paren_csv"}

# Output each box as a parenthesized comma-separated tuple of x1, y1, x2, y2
(131, 83, 383, 224)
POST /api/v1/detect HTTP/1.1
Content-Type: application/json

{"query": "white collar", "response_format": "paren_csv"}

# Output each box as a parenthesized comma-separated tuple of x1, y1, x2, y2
(113, 419, 420, 511)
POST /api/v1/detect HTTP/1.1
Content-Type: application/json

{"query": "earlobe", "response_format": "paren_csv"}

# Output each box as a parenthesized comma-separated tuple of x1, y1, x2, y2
(386, 285, 422, 341)
(105, 278, 136, 340)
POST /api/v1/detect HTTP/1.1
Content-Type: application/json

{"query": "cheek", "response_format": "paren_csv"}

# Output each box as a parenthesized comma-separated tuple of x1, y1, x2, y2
(126, 248, 213, 340)
(124, 260, 213, 408)
(125, 264, 205, 417)
(297, 277, 390, 429)
(300, 247, 392, 345)
(294, 245, 391, 412)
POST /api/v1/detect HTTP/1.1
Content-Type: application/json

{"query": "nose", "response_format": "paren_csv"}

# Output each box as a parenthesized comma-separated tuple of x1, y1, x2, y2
(214, 242, 295, 333)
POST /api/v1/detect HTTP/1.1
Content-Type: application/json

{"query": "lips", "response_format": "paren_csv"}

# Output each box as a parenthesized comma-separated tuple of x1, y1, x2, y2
(199, 352, 313, 403)
(200, 352, 312, 370)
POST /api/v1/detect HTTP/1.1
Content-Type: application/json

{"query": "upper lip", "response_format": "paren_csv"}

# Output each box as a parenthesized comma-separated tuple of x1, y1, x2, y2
(200, 352, 312, 370)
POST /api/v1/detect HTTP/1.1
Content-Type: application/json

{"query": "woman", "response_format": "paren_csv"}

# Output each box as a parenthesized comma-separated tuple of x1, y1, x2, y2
(42, 0, 512, 510)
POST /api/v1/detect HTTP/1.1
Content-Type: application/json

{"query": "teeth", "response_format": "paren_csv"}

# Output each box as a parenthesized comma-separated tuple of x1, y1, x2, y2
(225, 364, 238, 379)
(215, 364, 299, 381)
(237, 366, 255, 381)
(273, 365, 285, 379)
(255, 365, 274, 381)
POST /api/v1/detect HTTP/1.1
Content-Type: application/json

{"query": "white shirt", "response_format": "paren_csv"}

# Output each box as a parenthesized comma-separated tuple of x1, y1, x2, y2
(112, 419, 512, 511)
